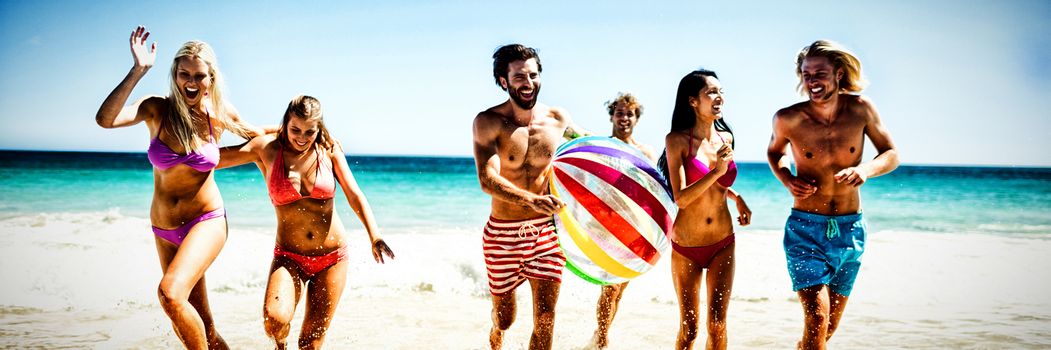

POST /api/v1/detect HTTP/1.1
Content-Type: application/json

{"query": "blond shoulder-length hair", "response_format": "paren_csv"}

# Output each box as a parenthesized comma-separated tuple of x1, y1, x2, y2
(795, 39, 869, 95)
(165, 40, 246, 152)
(277, 95, 334, 152)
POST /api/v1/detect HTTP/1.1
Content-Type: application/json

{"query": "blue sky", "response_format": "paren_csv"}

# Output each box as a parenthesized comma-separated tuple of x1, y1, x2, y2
(1, 1, 1048, 166)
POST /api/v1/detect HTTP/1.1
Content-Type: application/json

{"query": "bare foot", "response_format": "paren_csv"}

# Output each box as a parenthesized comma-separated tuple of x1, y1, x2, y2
(490, 326, 504, 350)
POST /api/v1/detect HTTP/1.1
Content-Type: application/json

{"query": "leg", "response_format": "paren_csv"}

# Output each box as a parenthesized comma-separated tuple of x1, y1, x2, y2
(824, 292, 850, 342)
(704, 243, 735, 350)
(154, 218, 228, 350)
(671, 251, 704, 350)
(527, 278, 561, 350)
(490, 289, 517, 350)
(796, 285, 831, 350)
(297, 259, 349, 350)
(594, 282, 629, 348)
(185, 276, 228, 349)
(262, 258, 304, 350)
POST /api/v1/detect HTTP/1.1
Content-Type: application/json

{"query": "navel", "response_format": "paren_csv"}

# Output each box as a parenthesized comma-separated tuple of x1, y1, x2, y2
(509, 155, 515, 161)
(849, 147, 856, 153)
(805, 152, 814, 159)
(829, 200, 838, 213)
(706, 217, 713, 224)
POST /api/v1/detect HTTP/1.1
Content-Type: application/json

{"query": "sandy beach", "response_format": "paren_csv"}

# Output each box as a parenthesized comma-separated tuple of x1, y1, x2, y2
(2, 211, 1049, 348)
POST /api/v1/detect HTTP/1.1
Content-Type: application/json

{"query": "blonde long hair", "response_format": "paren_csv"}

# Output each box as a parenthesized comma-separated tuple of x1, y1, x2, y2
(795, 39, 869, 95)
(277, 95, 334, 152)
(165, 41, 245, 152)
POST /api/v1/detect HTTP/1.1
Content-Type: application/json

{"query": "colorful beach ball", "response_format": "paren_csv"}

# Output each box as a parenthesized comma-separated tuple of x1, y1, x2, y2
(549, 136, 676, 285)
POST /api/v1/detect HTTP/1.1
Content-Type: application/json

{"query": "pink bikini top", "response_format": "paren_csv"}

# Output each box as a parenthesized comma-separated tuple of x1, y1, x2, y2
(268, 144, 336, 206)
(147, 116, 220, 172)
(683, 132, 737, 188)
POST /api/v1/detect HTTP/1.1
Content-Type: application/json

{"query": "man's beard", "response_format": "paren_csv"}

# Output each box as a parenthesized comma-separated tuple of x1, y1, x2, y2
(508, 85, 540, 110)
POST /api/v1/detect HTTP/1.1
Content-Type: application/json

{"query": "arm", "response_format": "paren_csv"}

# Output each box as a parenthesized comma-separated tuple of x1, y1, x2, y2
(726, 187, 751, 226)
(331, 142, 394, 263)
(95, 26, 157, 129)
(223, 103, 267, 140)
(472, 113, 562, 214)
(767, 111, 817, 198)
(665, 133, 732, 208)
(835, 96, 900, 186)
(552, 107, 592, 140)
(216, 135, 266, 170)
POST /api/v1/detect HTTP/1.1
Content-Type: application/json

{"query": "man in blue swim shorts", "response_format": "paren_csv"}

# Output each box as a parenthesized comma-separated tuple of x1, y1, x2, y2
(767, 40, 900, 350)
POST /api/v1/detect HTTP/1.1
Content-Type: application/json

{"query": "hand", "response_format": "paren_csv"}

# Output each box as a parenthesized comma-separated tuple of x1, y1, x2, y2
(129, 26, 156, 71)
(371, 238, 395, 264)
(734, 195, 752, 226)
(834, 167, 868, 187)
(786, 176, 818, 198)
(526, 194, 564, 216)
(712, 143, 734, 175)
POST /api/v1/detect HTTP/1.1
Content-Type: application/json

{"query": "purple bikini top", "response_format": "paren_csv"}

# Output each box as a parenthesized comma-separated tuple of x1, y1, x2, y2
(147, 116, 220, 172)
(683, 132, 737, 188)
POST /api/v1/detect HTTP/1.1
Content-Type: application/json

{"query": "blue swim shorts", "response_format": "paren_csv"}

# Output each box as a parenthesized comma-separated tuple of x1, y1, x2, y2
(783, 209, 866, 296)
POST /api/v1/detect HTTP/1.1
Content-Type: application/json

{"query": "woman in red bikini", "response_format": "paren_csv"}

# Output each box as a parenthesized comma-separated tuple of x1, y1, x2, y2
(219, 95, 394, 349)
(95, 26, 264, 349)
(663, 69, 752, 350)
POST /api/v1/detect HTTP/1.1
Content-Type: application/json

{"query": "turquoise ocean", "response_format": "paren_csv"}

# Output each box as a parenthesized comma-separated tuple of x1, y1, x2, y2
(2, 151, 1049, 235)
(1, 150, 1050, 348)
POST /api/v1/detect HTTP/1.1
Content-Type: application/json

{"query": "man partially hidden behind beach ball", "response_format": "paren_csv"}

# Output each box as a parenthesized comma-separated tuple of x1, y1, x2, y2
(766, 39, 900, 350)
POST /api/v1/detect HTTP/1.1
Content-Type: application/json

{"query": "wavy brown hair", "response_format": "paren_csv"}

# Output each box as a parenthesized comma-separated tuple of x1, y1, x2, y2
(277, 95, 334, 152)
(605, 92, 643, 118)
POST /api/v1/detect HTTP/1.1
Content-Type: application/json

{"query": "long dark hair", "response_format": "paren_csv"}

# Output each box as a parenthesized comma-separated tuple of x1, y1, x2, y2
(658, 69, 735, 180)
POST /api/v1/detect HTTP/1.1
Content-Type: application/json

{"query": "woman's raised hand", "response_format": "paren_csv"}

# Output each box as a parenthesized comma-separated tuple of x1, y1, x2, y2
(129, 26, 156, 70)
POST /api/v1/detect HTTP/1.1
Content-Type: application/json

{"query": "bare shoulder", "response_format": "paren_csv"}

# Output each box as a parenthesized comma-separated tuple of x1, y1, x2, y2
(474, 103, 510, 130)
(548, 105, 569, 122)
(843, 94, 880, 120)
(774, 101, 808, 122)
(328, 138, 347, 156)
(665, 130, 689, 149)
(638, 143, 659, 161)
(252, 133, 278, 146)
(140, 95, 168, 118)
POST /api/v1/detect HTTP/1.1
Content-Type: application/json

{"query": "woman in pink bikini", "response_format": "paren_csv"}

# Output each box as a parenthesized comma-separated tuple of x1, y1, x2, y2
(219, 95, 394, 349)
(95, 26, 265, 348)
(663, 69, 752, 350)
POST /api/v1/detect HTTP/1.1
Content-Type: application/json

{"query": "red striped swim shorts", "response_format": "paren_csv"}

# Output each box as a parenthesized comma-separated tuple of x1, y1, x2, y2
(482, 215, 566, 295)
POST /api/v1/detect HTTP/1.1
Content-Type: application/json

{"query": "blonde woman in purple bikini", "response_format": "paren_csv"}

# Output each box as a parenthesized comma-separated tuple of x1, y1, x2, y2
(95, 26, 264, 349)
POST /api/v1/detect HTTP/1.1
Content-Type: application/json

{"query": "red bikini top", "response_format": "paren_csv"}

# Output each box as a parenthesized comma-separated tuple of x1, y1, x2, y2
(268, 144, 336, 206)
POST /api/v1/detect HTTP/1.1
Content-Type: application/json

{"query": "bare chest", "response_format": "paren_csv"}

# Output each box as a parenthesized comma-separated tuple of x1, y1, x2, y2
(499, 123, 561, 178)
(788, 116, 867, 167)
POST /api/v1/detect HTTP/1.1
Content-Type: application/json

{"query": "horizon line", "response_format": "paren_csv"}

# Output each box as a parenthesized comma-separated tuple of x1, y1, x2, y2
(1, 148, 1049, 169)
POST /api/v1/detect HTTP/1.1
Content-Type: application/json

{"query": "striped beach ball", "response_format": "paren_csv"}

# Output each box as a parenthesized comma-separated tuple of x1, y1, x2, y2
(549, 136, 676, 285)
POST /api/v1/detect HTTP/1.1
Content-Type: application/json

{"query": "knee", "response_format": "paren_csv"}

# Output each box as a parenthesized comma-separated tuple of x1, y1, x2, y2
(680, 319, 700, 342)
(156, 281, 187, 311)
(706, 319, 727, 338)
(262, 305, 292, 338)
(492, 310, 515, 331)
